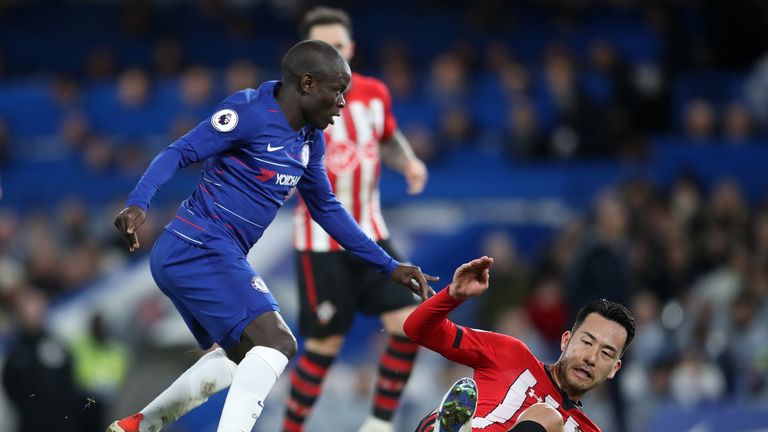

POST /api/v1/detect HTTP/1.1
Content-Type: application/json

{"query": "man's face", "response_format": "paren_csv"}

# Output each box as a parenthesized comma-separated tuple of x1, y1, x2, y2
(308, 24, 354, 62)
(557, 313, 626, 396)
(301, 62, 350, 129)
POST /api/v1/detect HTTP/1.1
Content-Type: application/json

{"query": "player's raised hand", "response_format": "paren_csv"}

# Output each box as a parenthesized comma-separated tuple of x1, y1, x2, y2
(448, 256, 494, 300)
(404, 158, 427, 195)
(114, 206, 147, 252)
(391, 264, 439, 301)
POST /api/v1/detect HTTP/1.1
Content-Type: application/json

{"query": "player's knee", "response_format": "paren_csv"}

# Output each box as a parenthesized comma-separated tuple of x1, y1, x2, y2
(381, 305, 417, 335)
(271, 331, 298, 360)
(305, 334, 345, 356)
(515, 403, 563, 432)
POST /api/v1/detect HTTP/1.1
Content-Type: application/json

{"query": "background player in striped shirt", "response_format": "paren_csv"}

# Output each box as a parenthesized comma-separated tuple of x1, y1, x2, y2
(407, 257, 635, 432)
(284, 7, 429, 432)
(107, 40, 437, 432)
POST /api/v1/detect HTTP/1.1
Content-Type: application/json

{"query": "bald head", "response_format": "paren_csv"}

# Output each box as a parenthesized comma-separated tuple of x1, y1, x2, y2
(281, 40, 349, 89)
(276, 40, 350, 130)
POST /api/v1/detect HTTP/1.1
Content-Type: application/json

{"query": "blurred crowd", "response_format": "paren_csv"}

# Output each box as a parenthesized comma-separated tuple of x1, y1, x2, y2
(1, 0, 768, 431)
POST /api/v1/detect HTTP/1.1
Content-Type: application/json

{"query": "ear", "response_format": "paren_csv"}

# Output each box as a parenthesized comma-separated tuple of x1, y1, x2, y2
(560, 330, 571, 352)
(300, 73, 315, 95)
(607, 359, 622, 379)
(350, 40, 357, 59)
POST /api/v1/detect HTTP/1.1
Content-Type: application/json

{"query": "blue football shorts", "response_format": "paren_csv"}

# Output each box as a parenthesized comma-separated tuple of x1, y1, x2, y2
(149, 229, 280, 349)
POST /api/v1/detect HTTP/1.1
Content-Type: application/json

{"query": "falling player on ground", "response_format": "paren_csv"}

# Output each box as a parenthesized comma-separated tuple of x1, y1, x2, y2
(407, 257, 634, 432)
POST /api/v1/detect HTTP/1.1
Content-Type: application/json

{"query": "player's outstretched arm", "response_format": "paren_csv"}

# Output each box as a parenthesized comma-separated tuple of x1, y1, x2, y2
(448, 256, 494, 300)
(114, 206, 147, 252)
(391, 264, 439, 301)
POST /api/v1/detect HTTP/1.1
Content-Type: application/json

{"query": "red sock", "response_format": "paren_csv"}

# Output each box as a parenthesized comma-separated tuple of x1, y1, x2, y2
(282, 351, 334, 432)
(372, 335, 418, 421)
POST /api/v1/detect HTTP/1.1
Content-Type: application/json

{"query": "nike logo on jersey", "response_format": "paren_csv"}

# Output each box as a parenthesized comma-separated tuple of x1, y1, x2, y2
(267, 143, 285, 152)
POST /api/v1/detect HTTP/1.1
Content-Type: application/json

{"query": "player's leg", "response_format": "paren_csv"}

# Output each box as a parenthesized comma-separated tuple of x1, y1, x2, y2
(508, 403, 563, 432)
(282, 334, 344, 432)
(283, 250, 355, 432)
(107, 232, 239, 432)
(359, 240, 421, 432)
(106, 347, 236, 432)
(216, 310, 297, 432)
(358, 305, 419, 432)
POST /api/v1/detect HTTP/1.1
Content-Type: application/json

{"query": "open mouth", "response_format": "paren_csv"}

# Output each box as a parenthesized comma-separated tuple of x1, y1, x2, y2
(572, 367, 592, 381)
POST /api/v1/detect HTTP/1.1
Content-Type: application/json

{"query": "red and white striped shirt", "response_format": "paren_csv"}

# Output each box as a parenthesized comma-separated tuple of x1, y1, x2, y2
(293, 72, 397, 252)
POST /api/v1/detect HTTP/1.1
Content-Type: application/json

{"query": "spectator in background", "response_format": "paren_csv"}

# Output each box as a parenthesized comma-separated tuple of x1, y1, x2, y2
(81, 135, 116, 174)
(566, 192, 632, 312)
(59, 112, 92, 153)
(722, 101, 755, 144)
(744, 50, 768, 128)
(2, 288, 85, 432)
(669, 351, 726, 406)
(505, 100, 547, 159)
(628, 291, 666, 367)
(722, 291, 768, 396)
(525, 272, 568, 354)
(752, 210, 768, 268)
(224, 60, 260, 95)
(152, 38, 185, 78)
(179, 65, 215, 116)
(84, 47, 117, 81)
(380, 47, 416, 102)
(51, 75, 81, 111)
(0, 210, 22, 288)
(427, 52, 469, 108)
(540, 44, 608, 158)
(25, 215, 65, 297)
(682, 98, 716, 143)
(437, 106, 474, 150)
(70, 313, 130, 432)
(499, 62, 531, 101)
(117, 69, 151, 110)
(58, 197, 89, 248)
(476, 231, 530, 329)
(707, 179, 749, 247)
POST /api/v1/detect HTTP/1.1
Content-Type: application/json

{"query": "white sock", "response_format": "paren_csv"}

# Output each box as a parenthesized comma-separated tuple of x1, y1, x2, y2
(138, 348, 236, 432)
(216, 346, 288, 432)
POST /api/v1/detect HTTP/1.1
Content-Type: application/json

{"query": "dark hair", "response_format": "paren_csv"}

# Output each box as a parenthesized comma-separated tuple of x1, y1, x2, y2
(572, 299, 635, 356)
(299, 7, 352, 39)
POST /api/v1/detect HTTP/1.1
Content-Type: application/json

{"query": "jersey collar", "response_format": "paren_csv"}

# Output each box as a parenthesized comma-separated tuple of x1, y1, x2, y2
(543, 362, 583, 410)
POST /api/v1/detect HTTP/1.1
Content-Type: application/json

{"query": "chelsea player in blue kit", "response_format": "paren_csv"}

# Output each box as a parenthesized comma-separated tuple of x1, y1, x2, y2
(107, 40, 438, 432)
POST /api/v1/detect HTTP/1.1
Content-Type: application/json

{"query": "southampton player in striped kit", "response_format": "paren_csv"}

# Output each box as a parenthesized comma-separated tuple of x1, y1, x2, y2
(106, 41, 437, 432)
(284, 7, 429, 432)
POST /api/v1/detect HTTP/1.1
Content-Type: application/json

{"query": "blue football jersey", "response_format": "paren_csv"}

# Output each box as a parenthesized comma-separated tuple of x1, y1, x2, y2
(127, 81, 397, 274)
